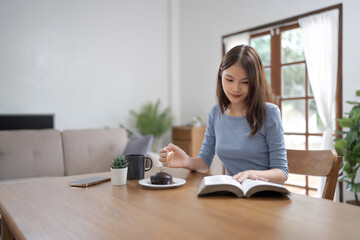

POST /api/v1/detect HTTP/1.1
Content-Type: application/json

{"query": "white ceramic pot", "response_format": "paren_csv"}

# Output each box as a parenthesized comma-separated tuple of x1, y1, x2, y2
(110, 167, 128, 185)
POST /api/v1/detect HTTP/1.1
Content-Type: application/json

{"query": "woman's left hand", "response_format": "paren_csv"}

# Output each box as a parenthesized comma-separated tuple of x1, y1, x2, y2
(232, 170, 268, 183)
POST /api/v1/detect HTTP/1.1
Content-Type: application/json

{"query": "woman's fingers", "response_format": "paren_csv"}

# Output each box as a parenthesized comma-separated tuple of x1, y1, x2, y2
(232, 172, 241, 179)
(159, 148, 169, 162)
(236, 176, 246, 183)
(158, 143, 184, 168)
(166, 143, 178, 152)
(232, 173, 246, 183)
(233, 171, 268, 183)
(159, 148, 167, 155)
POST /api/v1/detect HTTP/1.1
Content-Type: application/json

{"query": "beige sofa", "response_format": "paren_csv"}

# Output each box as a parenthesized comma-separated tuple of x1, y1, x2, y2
(0, 128, 153, 183)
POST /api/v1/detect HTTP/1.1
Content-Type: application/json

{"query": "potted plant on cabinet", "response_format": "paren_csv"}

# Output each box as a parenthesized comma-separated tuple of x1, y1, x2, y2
(334, 89, 360, 206)
(130, 99, 173, 152)
(110, 156, 129, 186)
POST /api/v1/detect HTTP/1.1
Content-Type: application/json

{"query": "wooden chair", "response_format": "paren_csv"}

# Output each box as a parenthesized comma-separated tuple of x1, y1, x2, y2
(286, 149, 340, 200)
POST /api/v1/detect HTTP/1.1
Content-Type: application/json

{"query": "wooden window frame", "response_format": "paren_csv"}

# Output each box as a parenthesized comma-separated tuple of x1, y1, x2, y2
(222, 4, 343, 201)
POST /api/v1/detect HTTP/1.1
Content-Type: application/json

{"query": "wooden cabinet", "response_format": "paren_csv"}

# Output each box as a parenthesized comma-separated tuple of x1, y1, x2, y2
(172, 126, 206, 157)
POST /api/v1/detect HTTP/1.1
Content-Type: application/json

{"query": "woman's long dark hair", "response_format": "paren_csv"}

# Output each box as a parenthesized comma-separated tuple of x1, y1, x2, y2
(216, 45, 274, 136)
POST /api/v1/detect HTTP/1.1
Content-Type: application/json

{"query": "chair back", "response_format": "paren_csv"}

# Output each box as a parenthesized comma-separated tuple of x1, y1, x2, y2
(286, 149, 340, 200)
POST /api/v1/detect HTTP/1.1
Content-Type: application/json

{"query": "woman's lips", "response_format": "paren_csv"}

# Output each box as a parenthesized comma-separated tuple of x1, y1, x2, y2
(230, 94, 241, 98)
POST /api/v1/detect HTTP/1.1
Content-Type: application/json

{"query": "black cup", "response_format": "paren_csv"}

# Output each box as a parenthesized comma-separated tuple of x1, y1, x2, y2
(124, 154, 153, 180)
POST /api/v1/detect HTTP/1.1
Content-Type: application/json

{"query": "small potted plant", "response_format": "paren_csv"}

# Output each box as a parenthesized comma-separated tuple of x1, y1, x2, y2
(110, 156, 129, 185)
(130, 99, 173, 152)
(334, 89, 360, 206)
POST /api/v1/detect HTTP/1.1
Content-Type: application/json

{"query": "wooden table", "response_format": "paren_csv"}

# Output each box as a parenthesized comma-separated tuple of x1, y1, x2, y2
(1, 167, 359, 240)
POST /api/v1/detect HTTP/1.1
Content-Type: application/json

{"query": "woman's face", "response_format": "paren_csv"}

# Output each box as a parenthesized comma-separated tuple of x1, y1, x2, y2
(221, 63, 249, 106)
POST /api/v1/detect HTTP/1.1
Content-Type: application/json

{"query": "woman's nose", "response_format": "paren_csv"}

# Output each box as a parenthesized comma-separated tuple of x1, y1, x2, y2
(232, 83, 241, 92)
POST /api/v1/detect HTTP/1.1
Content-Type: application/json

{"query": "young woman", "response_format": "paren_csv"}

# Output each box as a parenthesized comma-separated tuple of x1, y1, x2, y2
(160, 45, 288, 185)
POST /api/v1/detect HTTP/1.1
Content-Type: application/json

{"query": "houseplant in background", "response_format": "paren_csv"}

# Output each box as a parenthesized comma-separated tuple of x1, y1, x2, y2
(334, 89, 360, 206)
(130, 100, 173, 152)
(110, 156, 129, 185)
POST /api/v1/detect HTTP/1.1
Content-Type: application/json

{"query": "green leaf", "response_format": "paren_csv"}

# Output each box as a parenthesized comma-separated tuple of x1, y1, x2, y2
(346, 101, 360, 105)
(335, 139, 348, 156)
(342, 161, 350, 174)
(338, 118, 354, 128)
(339, 161, 349, 174)
(356, 90, 360, 96)
(354, 143, 360, 153)
(338, 174, 346, 181)
(335, 130, 346, 135)
(353, 113, 360, 125)
(348, 173, 356, 180)
(345, 130, 357, 144)
(349, 106, 360, 119)
(346, 182, 360, 193)
(354, 165, 360, 173)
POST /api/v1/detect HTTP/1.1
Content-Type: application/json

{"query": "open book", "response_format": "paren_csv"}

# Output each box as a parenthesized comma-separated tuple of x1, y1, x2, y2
(197, 175, 289, 198)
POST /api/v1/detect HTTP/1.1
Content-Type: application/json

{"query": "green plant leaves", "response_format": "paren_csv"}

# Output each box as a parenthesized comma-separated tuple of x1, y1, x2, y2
(346, 182, 360, 193)
(345, 101, 360, 105)
(354, 143, 360, 154)
(335, 89, 360, 199)
(337, 118, 353, 128)
(345, 130, 357, 144)
(130, 100, 173, 139)
(111, 156, 128, 169)
(335, 139, 348, 157)
(349, 106, 360, 119)
(338, 174, 346, 181)
(335, 130, 346, 135)
(354, 112, 360, 130)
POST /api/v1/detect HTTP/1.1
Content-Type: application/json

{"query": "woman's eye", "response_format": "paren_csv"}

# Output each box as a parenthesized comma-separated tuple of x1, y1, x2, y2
(242, 81, 248, 84)
(226, 79, 233, 82)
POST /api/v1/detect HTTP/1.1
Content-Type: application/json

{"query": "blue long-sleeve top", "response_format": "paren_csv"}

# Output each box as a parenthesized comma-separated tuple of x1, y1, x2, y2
(198, 103, 288, 178)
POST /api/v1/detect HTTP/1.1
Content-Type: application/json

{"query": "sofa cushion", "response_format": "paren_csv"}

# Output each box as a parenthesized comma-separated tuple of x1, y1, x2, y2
(123, 133, 153, 155)
(0, 130, 65, 180)
(62, 128, 128, 176)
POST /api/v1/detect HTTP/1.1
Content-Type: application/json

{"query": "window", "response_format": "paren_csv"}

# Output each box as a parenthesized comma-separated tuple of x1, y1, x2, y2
(222, 4, 342, 199)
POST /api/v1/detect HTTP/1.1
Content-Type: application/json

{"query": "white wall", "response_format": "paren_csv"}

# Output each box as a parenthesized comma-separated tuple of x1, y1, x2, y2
(0, 0, 170, 131)
(176, 0, 360, 202)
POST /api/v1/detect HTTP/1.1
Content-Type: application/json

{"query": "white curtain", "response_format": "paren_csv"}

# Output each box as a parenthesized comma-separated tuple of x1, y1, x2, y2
(299, 9, 339, 150)
(299, 9, 339, 200)
(223, 32, 250, 53)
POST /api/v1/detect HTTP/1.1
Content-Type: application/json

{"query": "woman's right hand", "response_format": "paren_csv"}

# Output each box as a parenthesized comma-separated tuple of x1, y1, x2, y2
(159, 143, 190, 168)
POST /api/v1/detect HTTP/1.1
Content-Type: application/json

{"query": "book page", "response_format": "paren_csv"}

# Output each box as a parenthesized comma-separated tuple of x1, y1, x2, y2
(241, 179, 285, 195)
(204, 175, 241, 188)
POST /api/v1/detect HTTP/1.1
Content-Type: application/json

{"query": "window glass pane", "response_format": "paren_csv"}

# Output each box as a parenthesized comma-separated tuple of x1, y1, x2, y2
(284, 135, 305, 149)
(282, 63, 306, 97)
(308, 78, 313, 96)
(250, 35, 271, 66)
(281, 28, 304, 64)
(309, 176, 320, 193)
(282, 100, 306, 133)
(308, 99, 325, 133)
(264, 68, 271, 86)
(285, 174, 305, 187)
(308, 136, 323, 150)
